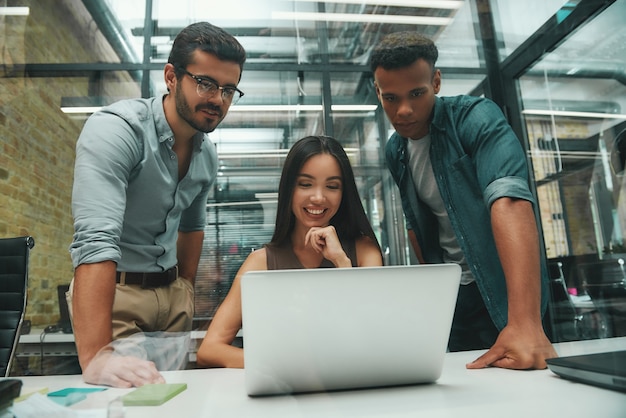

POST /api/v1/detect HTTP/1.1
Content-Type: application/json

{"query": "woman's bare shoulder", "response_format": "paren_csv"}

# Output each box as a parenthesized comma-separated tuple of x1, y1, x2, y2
(355, 235, 383, 266)
(240, 247, 268, 271)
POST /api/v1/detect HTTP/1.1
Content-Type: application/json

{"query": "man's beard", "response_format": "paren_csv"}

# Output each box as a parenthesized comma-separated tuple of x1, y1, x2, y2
(174, 83, 222, 133)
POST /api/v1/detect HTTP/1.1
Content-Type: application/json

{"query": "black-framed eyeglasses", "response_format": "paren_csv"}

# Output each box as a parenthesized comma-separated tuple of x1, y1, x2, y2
(178, 67, 244, 104)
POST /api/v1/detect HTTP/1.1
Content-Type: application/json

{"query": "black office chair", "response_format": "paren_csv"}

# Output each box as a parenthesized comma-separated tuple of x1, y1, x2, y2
(581, 258, 626, 338)
(0, 236, 35, 377)
(547, 261, 583, 342)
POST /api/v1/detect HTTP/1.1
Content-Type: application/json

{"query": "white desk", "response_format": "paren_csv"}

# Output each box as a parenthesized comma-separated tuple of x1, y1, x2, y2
(16, 329, 209, 361)
(7, 337, 626, 418)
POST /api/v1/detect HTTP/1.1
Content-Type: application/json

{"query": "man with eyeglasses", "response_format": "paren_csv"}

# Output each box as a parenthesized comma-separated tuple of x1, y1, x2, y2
(69, 22, 246, 387)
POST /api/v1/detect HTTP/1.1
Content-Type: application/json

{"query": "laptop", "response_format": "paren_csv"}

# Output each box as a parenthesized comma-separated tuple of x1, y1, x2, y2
(241, 264, 461, 396)
(546, 350, 626, 392)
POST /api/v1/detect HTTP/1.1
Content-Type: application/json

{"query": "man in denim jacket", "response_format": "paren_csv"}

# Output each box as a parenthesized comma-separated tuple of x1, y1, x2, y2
(370, 32, 556, 369)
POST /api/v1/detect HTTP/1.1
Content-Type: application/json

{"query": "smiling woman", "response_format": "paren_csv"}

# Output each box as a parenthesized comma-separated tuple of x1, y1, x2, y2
(195, 135, 383, 369)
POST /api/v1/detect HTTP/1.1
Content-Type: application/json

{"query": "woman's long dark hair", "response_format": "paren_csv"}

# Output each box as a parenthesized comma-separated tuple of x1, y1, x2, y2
(270, 135, 381, 253)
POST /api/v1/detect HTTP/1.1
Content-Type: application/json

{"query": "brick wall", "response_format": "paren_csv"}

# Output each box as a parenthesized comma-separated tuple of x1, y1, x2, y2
(1, 0, 136, 326)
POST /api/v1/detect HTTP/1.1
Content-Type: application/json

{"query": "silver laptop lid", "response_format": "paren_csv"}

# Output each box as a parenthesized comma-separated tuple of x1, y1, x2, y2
(241, 264, 461, 396)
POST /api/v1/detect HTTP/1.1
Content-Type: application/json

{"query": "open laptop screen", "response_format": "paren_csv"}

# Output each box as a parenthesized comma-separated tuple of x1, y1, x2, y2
(241, 264, 461, 396)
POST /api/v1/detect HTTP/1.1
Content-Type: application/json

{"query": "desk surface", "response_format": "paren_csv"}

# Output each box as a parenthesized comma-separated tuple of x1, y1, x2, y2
(8, 337, 626, 418)
(16, 329, 209, 360)
(18, 329, 209, 344)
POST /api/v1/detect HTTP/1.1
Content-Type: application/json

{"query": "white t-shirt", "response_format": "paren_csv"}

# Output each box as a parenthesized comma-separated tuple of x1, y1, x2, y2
(406, 134, 475, 285)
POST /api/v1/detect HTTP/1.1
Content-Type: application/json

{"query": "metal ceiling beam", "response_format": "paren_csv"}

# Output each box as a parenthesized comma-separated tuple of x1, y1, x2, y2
(80, 0, 139, 64)
(500, 0, 616, 79)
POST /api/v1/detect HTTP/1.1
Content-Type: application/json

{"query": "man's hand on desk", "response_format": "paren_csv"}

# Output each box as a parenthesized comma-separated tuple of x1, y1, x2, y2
(465, 323, 557, 370)
(83, 348, 165, 388)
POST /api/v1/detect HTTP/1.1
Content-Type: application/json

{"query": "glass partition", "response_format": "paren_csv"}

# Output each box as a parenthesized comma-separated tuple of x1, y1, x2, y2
(492, 0, 571, 60)
(519, 0, 626, 340)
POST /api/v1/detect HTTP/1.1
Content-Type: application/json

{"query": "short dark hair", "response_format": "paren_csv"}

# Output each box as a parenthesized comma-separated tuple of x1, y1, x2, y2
(270, 136, 380, 252)
(369, 32, 438, 73)
(168, 21, 246, 80)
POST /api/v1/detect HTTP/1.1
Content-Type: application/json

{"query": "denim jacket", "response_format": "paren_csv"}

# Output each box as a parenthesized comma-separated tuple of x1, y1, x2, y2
(385, 95, 549, 330)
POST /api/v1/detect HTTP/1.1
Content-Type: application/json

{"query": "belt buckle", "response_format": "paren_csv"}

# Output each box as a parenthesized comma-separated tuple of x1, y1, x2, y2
(139, 266, 178, 289)
(140, 272, 154, 289)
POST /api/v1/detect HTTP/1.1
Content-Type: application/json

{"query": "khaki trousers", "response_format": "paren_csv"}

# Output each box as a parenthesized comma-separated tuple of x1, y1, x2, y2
(67, 277, 194, 340)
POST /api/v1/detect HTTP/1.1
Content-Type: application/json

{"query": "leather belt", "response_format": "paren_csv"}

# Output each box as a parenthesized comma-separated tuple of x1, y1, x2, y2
(116, 266, 178, 288)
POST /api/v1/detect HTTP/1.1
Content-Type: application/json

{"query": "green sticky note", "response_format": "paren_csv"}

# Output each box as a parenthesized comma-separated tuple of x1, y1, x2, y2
(122, 383, 187, 406)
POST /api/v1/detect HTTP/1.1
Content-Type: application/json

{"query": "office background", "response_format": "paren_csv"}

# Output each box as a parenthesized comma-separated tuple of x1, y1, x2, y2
(1, 0, 625, 347)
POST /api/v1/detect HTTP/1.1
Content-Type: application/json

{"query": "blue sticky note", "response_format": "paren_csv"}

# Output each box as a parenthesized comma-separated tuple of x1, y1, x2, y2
(48, 387, 107, 397)
(47, 387, 107, 406)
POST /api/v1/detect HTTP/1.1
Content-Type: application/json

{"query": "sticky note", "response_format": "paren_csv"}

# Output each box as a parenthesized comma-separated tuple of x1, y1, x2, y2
(47, 387, 107, 407)
(122, 383, 187, 406)
(47, 387, 106, 397)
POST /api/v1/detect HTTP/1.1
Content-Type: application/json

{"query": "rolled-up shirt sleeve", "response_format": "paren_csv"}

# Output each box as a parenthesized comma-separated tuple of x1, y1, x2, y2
(455, 98, 535, 208)
(484, 176, 535, 208)
(70, 110, 141, 268)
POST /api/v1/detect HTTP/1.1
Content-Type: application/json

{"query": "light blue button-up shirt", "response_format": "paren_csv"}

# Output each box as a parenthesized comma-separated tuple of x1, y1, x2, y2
(70, 97, 217, 272)
(385, 95, 549, 330)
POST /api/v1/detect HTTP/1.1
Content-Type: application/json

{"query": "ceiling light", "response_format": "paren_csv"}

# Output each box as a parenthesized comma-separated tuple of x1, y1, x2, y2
(63, 104, 323, 115)
(60, 106, 103, 114)
(207, 200, 276, 208)
(293, 0, 463, 9)
(230, 104, 378, 112)
(217, 147, 359, 159)
(0, 7, 29, 15)
(218, 149, 289, 159)
(272, 11, 453, 26)
(522, 109, 626, 119)
(332, 105, 378, 111)
(61, 103, 378, 114)
(229, 104, 322, 112)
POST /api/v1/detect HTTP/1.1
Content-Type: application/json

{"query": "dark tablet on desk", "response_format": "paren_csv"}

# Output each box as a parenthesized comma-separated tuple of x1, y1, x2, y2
(546, 350, 626, 392)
